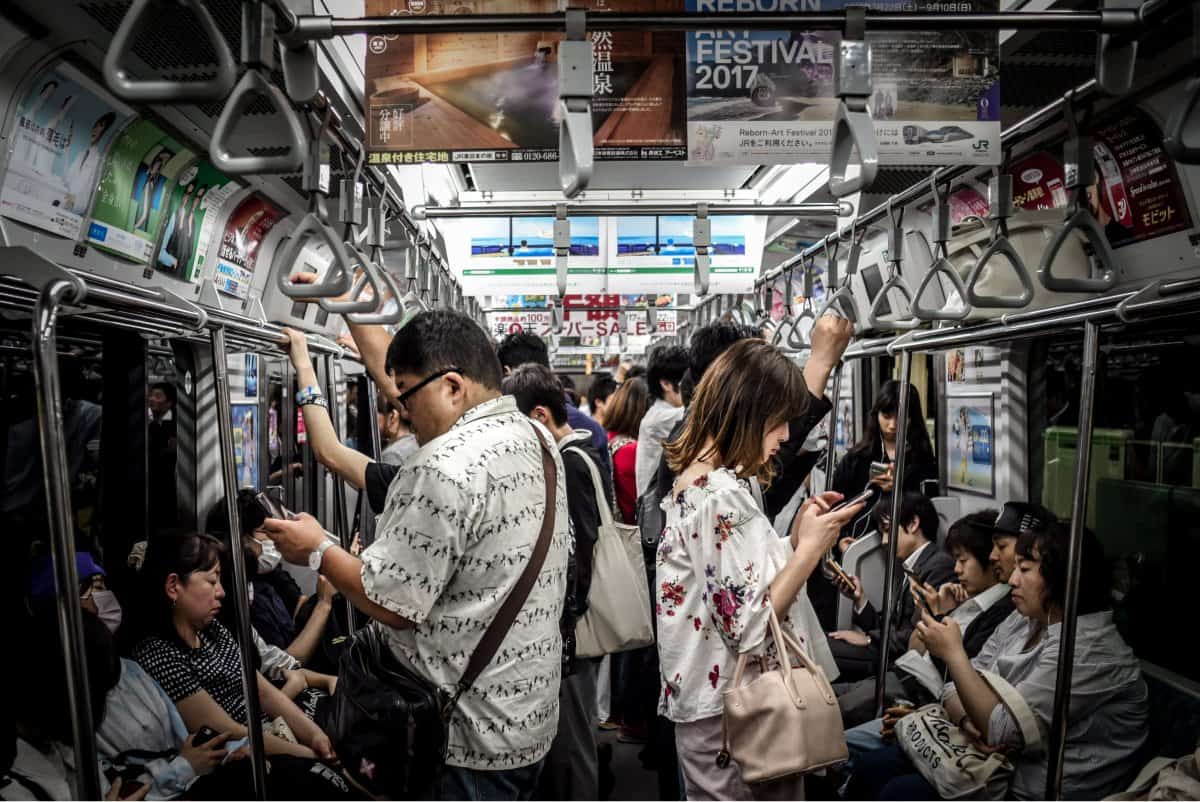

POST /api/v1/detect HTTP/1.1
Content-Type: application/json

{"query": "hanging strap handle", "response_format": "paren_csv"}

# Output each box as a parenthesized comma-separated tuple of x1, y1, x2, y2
(911, 177, 971, 321)
(966, 167, 1035, 309)
(828, 6, 878, 197)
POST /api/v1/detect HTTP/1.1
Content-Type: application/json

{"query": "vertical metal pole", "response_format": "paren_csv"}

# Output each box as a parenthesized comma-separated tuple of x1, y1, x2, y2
(361, 376, 384, 548)
(324, 354, 360, 633)
(823, 361, 845, 492)
(281, 359, 296, 508)
(32, 281, 101, 802)
(1045, 320, 1100, 801)
(210, 326, 269, 801)
(875, 349, 912, 717)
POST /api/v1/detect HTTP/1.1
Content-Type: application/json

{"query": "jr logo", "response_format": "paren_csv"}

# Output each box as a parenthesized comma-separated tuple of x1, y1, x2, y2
(972, 140, 991, 152)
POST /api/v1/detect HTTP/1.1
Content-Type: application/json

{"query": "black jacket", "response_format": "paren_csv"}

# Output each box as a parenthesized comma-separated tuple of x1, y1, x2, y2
(831, 448, 939, 539)
(559, 432, 614, 620)
(853, 542, 957, 659)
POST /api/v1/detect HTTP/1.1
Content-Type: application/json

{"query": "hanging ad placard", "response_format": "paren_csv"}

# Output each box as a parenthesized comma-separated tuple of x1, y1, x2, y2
(214, 195, 287, 300)
(458, 216, 605, 294)
(486, 309, 555, 338)
(684, 0, 1001, 166)
(0, 67, 129, 240)
(362, 0, 687, 164)
(1009, 106, 1194, 248)
(606, 214, 763, 293)
(153, 161, 239, 284)
(88, 119, 194, 263)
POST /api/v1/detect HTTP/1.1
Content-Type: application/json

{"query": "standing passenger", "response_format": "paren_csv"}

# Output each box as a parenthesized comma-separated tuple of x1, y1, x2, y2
(603, 377, 650, 526)
(635, 344, 689, 495)
(657, 340, 863, 800)
(265, 311, 569, 800)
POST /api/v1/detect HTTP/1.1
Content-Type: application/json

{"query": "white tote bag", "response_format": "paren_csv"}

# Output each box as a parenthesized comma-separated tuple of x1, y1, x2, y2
(566, 447, 655, 658)
(896, 671, 1043, 800)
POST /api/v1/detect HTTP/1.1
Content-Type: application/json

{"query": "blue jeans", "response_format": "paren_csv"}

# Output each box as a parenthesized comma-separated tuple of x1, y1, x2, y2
(843, 743, 936, 800)
(435, 761, 544, 801)
(844, 717, 889, 773)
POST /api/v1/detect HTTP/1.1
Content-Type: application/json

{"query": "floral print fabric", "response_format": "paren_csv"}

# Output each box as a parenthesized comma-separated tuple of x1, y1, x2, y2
(656, 467, 838, 723)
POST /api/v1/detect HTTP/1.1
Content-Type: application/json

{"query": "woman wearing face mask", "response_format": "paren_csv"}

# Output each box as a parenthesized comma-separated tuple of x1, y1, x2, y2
(657, 340, 864, 800)
(27, 552, 124, 634)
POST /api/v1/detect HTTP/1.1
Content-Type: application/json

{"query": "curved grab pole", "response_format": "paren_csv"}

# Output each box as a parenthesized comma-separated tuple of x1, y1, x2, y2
(828, 6, 879, 197)
(209, 3, 306, 174)
(104, 0, 236, 102)
(558, 8, 594, 198)
(966, 169, 1036, 308)
(1038, 96, 1119, 292)
(912, 179, 971, 321)
(276, 109, 355, 300)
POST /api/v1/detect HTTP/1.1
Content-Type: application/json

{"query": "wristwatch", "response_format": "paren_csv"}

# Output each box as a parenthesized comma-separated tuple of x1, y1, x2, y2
(309, 538, 334, 571)
(295, 385, 327, 408)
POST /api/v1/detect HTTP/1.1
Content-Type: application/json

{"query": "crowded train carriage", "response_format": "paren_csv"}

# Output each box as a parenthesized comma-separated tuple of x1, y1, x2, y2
(2, 0, 1200, 799)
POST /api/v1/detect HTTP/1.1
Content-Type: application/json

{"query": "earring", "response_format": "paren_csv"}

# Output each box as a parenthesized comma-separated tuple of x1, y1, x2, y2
(171, 599, 177, 609)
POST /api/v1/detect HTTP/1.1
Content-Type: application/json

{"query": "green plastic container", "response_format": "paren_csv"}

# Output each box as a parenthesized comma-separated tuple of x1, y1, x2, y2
(1042, 427, 1133, 528)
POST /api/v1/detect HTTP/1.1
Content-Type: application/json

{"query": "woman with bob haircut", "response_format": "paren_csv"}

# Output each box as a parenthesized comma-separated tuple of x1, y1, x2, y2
(656, 339, 865, 800)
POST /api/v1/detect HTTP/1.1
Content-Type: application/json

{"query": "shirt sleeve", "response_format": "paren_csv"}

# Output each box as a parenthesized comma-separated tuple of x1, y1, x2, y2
(669, 485, 793, 656)
(254, 628, 300, 680)
(360, 464, 475, 624)
(563, 451, 601, 616)
(364, 461, 401, 515)
(134, 638, 202, 703)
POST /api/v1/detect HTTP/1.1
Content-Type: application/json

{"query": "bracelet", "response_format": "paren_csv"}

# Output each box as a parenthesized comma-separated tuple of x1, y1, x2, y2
(295, 385, 326, 408)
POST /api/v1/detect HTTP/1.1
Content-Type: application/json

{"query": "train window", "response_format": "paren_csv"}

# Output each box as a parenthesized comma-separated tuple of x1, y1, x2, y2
(1031, 322, 1200, 682)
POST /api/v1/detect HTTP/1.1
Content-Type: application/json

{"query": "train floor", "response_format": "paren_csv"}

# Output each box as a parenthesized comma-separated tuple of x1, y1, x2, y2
(598, 729, 661, 800)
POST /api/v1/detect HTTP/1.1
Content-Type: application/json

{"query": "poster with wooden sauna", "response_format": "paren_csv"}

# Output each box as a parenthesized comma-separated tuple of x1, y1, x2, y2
(363, 0, 687, 163)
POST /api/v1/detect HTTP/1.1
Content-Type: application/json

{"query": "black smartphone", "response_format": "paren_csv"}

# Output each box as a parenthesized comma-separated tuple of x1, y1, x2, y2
(193, 726, 220, 747)
(254, 492, 292, 521)
(829, 486, 877, 513)
(869, 461, 890, 479)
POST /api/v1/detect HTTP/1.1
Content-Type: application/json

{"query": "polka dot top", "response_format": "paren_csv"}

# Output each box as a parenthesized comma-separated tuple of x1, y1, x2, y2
(134, 620, 266, 724)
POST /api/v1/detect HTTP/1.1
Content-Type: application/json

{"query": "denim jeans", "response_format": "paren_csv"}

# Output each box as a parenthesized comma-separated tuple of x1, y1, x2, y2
(435, 761, 544, 801)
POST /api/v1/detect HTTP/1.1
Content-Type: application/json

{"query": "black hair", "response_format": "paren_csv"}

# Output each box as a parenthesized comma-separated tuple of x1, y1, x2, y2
(136, 532, 225, 645)
(945, 509, 1001, 568)
(1016, 522, 1111, 615)
(689, 321, 754, 386)
(496, 331, 550, 371)
(93, 111, 117, 133)
(503, 364, 568, 426)
(626, 365, 647, 380)
(151, 381, 177, 406)
(205, 490, 264, 539)
(589, 374, 619, 407)
(386, 310, 503, 391)
(876, 491, 939, 542)
(646, 344, 690, 401)
(848, 380, 936, 467)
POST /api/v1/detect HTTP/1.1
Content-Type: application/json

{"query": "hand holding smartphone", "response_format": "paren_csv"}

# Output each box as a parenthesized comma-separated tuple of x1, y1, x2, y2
(254, 491, 295, 521)
(828, 485, 877, 513)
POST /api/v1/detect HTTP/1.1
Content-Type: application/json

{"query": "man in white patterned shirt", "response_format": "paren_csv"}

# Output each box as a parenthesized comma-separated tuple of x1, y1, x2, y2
(265, 310, 569, 800)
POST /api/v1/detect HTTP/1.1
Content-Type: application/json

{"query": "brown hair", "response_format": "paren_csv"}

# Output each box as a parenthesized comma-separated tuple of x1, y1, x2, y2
(665, 339, 809, 486)
(603, 377, 650, 439)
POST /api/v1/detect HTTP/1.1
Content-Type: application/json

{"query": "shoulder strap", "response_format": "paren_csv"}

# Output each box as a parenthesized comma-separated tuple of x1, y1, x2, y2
(979, 670, 1045, 752)
(451, 421, 558, 707)
(565, 446, 616, 531)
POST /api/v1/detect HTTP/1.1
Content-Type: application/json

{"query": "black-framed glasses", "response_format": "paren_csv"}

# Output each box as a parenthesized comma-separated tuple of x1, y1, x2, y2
(395, 367, 460, 412)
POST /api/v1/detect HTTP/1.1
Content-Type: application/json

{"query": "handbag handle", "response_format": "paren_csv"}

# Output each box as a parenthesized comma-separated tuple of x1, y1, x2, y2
(565, 445, 616, 534)
(730, 607, 807, 709)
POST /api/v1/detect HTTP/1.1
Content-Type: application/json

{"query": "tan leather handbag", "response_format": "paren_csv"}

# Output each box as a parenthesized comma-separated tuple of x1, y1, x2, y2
(718, 607, 848, 784)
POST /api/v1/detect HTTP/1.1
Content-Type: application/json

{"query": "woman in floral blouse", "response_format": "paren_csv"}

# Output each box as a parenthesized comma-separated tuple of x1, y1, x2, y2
(658, 339, 864, 800)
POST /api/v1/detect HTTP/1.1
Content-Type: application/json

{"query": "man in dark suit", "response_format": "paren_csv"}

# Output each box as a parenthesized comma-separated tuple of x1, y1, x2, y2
(828, 492, 957, 683)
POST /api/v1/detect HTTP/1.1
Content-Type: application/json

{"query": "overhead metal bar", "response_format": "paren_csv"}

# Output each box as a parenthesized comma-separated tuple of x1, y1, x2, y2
(413, 202, 850, 219)
(278, 10, 1143, 39)
(485, 305, 685, 313)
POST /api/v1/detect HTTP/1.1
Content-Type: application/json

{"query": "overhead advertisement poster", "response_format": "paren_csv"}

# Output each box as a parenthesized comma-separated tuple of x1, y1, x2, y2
(362, 0, 687, 164)
(152, 161, 240, 284)
(684, 0, 1001, 166)
(607, 214, 764, 294)
(460, 216, 604, 295)
(0, 67, 130, 240)
(88, 119, 194, 263)
(214, 195, 287, 300)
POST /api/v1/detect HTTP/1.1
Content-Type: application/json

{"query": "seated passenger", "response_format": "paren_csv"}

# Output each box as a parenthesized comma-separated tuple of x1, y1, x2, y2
(656, 340, 862, 800)
(26, 550, 122, 634)
(504, 362, 612, 801)
(828, 493, 957, 682)
(847, 521, 1148, 800)
(836, 510, 1015, 732)
(131, 532, 338, 762)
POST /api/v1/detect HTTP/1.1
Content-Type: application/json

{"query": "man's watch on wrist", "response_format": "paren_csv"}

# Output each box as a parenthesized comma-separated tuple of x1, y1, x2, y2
(308, 538, 334, 571)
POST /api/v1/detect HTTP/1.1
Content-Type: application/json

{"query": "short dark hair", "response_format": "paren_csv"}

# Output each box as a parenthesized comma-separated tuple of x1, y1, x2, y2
(1017, 522, 1110, 614)
(589, 374, 619, 407)
(496, 331, 549, 370)
(945, 510, 1000, 568)
(626, 364, 647, 380)
(877, 492, 940, 542)
(503, 364, 568, 426)
(689, 321, 754, 385)
(646, 344, 689, 401)
(151, 381, 176, 406)
(386, 310, 503, 391)
(206, 489, 263, 539)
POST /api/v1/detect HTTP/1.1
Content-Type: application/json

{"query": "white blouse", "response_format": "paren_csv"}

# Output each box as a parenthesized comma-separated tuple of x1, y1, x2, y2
(655, 468, 838, 723)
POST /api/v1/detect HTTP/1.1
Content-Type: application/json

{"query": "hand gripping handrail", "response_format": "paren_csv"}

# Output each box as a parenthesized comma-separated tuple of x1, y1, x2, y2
(828, 6, 879, 198)
(912, 180, 971, 321)
(1038, 101, 1119, 292)
(210, 2, 306, 174)
(558, 8, 594, 198)
(104, 0, 237, 102)
(1164, 7, 1200, 164)
(868, 203, 921, 330)
(966, 170, 1036, 308)
(276, 110, 354, 300)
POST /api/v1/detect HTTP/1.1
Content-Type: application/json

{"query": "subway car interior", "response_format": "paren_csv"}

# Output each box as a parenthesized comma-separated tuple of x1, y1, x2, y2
(2, 0, 1200, 800)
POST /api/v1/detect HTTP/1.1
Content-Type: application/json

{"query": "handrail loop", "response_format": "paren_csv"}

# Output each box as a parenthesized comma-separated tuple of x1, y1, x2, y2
(558, 8, 594, 198)
(348, 190, 407, 325)
(1163, 5, 1200, 164)
(276, 107, 356, 301)
(828, 6, 879, 197)
(694, 203, 712, 296)
(966, 162, 1036, 309)
(1037, 95, 1119, 293)
(323, 146, 383, 314)
(787, 257, 817, 351)
(868, 200, 921, 330)
(771, 268, 797, 346)
(912, 177, 971, 321)
(104, 0, 237, 102)
(1095, 0, 1140, 96)
(554, 204, 570, 297)
(817, 228, 859, 324)
(210, 1, 307, 174)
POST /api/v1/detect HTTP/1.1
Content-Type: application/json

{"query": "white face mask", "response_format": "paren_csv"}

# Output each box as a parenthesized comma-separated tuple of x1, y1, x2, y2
(90, 589, 123, 634)
(257, 539, 282, 574)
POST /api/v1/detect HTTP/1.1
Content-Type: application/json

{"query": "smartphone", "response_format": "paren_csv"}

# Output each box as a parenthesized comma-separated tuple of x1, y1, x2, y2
(869, 461, 890, 479)
(254, 492, 293, 521)
(193, 726, 220, 747)
(825, 558, 854, 587)
(829, 486, 877, 513)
